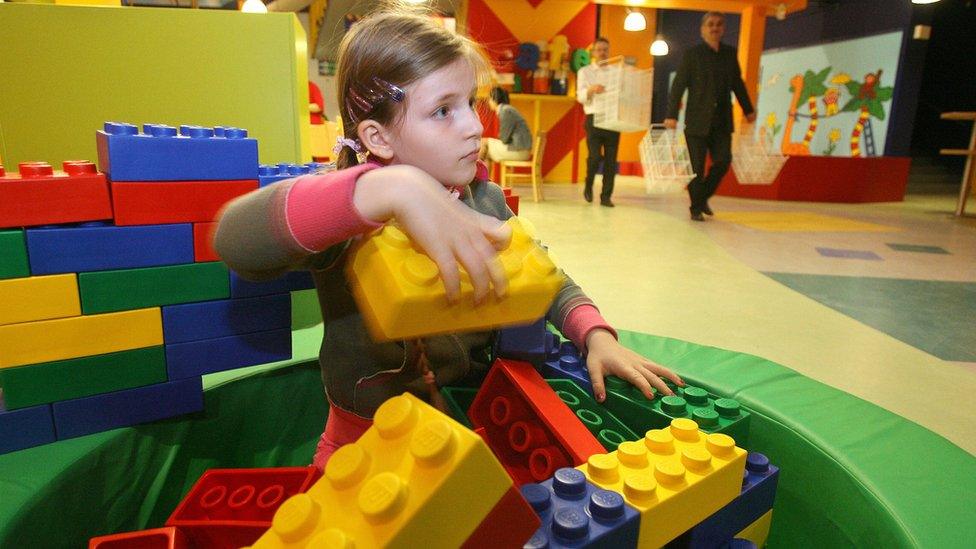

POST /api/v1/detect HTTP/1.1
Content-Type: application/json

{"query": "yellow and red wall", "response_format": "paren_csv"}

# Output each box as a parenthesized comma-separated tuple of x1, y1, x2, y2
(465, 1, 659, 183)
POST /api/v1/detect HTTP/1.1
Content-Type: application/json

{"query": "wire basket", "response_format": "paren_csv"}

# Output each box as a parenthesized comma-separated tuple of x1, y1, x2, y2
(640, 125, 695, 194)
(592, 57, 653, 133)
(732, 125, 788, 185)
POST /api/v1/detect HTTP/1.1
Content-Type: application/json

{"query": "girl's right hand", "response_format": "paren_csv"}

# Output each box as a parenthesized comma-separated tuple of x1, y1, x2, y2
(354, 165, 513, 305)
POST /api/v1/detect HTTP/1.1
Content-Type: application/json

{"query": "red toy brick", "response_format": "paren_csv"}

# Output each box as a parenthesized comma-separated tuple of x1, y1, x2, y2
(469, 358, 604, 485)
(461, 484, 541, 548)
(111, 180, 257, 226)
(0, 161, 112, 229)
(165, 466, 321, 549)
(89, 526, 188, 549)
(193, 222, 219, 262)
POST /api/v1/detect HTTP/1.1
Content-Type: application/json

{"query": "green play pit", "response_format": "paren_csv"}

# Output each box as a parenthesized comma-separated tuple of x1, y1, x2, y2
(0, 329, 972, 547)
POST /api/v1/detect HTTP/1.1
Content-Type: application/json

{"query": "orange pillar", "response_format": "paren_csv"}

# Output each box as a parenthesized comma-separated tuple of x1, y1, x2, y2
(737, 3, 766, 124)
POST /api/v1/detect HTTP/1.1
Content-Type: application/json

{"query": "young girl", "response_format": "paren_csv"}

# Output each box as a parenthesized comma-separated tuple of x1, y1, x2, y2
(214, 9, 683, 469)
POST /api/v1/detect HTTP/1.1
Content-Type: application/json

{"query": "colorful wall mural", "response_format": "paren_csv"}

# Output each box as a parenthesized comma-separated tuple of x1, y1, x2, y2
(754, 31, 903, 158)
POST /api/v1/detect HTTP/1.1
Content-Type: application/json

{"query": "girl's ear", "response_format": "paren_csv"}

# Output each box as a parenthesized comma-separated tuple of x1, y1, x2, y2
(357, 120, 395, 161)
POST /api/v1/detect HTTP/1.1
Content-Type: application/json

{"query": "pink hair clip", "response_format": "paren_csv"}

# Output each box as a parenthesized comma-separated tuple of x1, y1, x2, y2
(345, 76, 405, 124)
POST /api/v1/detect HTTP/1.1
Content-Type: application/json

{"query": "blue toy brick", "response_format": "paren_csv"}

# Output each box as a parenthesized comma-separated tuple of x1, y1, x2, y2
(541, 341, 594, 396)
(257, 164, 294, 188)
(229, 271, 314, 298)
(545, 331, 562, 362)
(26, 222, 194, 275)
(305, 162, 331, 173)
(721, 540, 757, 549)
(165, 328, 292, 379)
(162, 293, 291, 344)
(96, 122, 258, 182)
(522, 467, 640, 549)
(52, 377, 203, 440)
(496, 317, 549, 364)
(668, 453, 779, 549)
(0, 404, 56, 455)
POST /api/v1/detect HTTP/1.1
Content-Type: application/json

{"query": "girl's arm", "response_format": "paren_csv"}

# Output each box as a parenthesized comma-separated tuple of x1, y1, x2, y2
(549, 280, 684, 403)
(213, 163, 381, 280)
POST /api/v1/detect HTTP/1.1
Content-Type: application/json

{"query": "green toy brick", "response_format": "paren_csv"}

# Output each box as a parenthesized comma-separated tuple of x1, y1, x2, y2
(0, 346, 167, 410)
(547, 378, 639, 451)
(604, 376, 752, 446)
(78, 262, 229, 314)
(440, 386, 478, 429)
(0, 230, 30, 279)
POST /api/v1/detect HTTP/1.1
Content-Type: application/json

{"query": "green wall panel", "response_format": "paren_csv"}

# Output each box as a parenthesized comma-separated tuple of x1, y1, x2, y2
(0, 3, 310, 168)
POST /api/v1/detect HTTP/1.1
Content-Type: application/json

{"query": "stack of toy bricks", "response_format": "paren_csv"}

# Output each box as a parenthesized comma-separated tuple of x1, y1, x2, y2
(0, 122, 312, 455)
(437, 320, 780, 548)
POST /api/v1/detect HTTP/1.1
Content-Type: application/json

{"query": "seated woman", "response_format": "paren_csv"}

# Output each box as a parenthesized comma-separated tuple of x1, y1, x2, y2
(481, 87, 533, 162)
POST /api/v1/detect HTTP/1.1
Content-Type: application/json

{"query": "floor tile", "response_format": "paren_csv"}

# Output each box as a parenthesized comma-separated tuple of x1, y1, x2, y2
(816, 247, 883, 260)
(886, 243, 950, 254)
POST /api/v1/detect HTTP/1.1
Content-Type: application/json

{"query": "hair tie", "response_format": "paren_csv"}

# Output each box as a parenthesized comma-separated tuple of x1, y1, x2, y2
(333, 136, 363, 156)
(333, 136, 369, 164)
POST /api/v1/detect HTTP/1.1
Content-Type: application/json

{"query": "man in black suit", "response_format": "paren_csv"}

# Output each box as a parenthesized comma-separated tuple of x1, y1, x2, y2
(665, 11, 756, 221)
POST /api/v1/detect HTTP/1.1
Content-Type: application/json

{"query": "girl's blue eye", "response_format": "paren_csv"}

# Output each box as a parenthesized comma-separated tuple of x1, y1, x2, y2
(434, 106, 450, 118)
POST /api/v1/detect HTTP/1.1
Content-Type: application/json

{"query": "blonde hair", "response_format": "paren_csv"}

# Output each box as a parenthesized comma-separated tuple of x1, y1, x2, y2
(335, 9, 490, 169)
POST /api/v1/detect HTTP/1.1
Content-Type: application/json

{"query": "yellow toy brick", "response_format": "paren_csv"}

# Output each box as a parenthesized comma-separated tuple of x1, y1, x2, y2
(0, 307, 162, 369)
(252, 393, 513, 548)
(347, 216, 564, 341)
(0, 274, 80, 326)
(577, 417, 747, 548)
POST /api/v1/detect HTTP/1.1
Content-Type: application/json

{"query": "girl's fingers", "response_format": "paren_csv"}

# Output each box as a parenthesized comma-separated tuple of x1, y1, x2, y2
(479, 215, 513, 250)
(626, 366, 655, 400)
(427, 245, 462, 304)
(638, 365, 673, 397)
(643, 360, 685, 387)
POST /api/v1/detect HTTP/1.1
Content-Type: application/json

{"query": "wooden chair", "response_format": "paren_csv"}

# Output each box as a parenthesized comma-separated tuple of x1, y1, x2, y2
(499, 131, 547, 202)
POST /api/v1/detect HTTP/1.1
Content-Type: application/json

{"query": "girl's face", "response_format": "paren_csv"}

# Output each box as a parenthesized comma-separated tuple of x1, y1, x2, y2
(386, 58, 484, 187)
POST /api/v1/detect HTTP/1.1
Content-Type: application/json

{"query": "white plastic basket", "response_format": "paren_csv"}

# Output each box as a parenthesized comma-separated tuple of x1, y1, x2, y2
(732, 125, 788, 185)
(640, 125, 695, 194)
(592, 57, 652, 133)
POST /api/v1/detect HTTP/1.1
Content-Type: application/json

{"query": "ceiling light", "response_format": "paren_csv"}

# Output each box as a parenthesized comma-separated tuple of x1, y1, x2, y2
(241, 0, 267, 13)
(650, 36, 669, 56)
(624, 11, 647, 32)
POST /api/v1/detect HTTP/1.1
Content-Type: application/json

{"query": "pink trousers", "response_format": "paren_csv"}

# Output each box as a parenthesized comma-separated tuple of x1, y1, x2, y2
(311, 403, 373, 471)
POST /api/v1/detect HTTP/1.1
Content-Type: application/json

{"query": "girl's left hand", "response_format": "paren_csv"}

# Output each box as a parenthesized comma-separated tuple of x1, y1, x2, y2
(584, 329, 684, 403)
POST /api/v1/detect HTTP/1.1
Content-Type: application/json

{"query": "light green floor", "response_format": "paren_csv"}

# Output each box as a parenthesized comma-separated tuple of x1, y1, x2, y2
(514, 176, 976, 455)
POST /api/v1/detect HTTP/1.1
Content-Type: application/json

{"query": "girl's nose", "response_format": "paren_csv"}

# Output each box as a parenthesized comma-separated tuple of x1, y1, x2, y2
(463, 104, 484, 138)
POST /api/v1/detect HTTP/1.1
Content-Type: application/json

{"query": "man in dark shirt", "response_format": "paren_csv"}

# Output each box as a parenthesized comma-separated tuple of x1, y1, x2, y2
(665, 11, 756, 221)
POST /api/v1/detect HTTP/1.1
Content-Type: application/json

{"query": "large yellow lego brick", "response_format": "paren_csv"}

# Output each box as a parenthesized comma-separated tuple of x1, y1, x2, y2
(0, 274, 80, 326)
(252, 393, 512, 548)
(347, 217, 564, 341)
(0, 307, 162, 369)
(577, 417, 747, 548)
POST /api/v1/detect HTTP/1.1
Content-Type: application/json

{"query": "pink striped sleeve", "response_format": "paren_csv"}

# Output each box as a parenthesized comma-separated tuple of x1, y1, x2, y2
(561, 304, 618, 354)
(284, 163, 384, 252)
